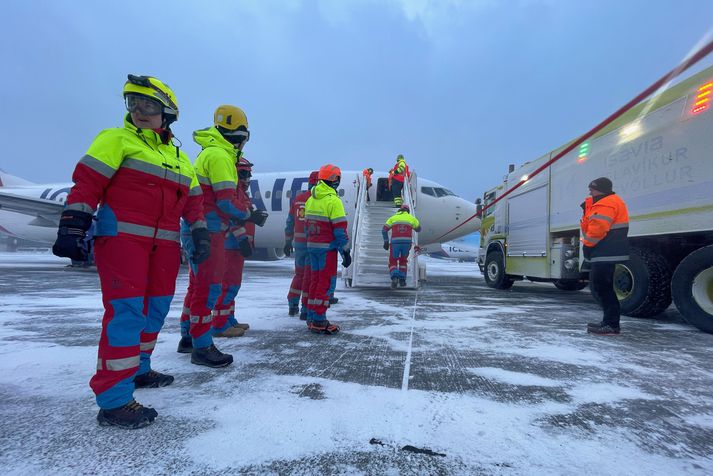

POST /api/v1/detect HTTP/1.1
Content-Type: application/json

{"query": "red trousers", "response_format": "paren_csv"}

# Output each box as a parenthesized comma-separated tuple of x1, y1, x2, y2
(287, 245, 308, 308)
(212, 248, 245, 332)
(183, 232, 226, 348)
(306, 249, 337, 321)
(90, 236, 180, 410)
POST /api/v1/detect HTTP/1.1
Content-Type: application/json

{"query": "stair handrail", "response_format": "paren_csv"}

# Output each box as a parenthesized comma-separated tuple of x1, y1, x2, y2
(347, 172, 368, 286)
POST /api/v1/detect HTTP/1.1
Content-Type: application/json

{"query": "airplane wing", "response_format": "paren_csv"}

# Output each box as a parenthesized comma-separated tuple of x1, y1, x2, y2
(0, 191, 63, 226)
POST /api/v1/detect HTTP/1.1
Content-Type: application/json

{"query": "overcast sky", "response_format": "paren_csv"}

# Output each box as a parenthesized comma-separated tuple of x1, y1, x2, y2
(1, 0, 712, 201)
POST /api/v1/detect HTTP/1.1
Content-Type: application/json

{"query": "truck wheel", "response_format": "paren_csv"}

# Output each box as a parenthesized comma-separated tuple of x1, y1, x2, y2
(671, 245, 713, 333)
(484, 250, 514, 290)
(553, 280, 587, 291)
(591, 247, 671, 318)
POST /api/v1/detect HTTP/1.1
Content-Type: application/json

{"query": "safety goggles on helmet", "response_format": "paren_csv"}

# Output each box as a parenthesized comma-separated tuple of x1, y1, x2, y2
(125, 94, 163, 116)
(238, 169, 252, 180)
(220, 128, 250, 145)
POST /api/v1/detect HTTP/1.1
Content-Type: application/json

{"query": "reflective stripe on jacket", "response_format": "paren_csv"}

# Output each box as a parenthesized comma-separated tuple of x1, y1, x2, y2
(383, 210, 421, 244)
(580, 193, 629, 263)
(193, 127, 250, 232)
(65, 115, 205, 243)
(285, 189, 311, 244)
(304, 181, 349, 251)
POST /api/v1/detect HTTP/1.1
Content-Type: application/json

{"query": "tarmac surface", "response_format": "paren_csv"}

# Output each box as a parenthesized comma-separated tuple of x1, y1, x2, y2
(1, 252, 712, 475)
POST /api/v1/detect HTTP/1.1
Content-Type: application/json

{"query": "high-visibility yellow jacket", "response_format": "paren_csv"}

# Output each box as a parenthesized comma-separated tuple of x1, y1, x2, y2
(383, 210, 421, 244)
(65, 115, 205, 244)
(192, 127, 250, 232)
(304, 181, 349, 251)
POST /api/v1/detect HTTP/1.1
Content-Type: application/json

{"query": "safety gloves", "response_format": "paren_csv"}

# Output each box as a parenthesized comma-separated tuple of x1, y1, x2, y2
(248, 209, 269, 227)
(52, 210, 93, 261)
(383, 241, 390, 251)
(191, 227, 211, 265)
(341, 250, 352, 268)
(283, 239, 293, 257)
(239, 238, 253, 258)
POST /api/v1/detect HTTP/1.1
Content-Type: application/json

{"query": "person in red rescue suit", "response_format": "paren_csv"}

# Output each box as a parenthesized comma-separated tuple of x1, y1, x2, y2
(362, 167, 373, 202)
(580, 177, 629, 336)
(388, 154, 409, 207)
(284, 171, 319, 319)
(52, 75, 210, 429)
(211, 156, 267, 336)
(176, 105, 267, 366)
(304, 164, 352, 334)
(382, 204, 421, 288)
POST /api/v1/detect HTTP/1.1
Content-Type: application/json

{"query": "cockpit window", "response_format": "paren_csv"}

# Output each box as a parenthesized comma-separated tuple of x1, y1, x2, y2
(434, 188, 449, 197)
(421, 186, 436, 197)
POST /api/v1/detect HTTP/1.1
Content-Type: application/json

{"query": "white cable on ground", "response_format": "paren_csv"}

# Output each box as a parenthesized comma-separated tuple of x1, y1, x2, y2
(401, 287, 419, 391)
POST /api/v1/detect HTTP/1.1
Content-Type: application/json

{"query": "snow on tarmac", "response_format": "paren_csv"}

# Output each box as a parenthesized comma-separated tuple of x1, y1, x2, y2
(0, 252, 712, 475)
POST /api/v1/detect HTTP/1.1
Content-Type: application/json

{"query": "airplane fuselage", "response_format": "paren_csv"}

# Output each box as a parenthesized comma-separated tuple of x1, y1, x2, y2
(0, 171, 480, 248)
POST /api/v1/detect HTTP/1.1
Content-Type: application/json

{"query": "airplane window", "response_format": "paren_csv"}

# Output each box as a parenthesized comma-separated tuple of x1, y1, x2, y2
(444, 189, 456, 196)
(434, 188, 448, 197)
(286, 190, 292, 198)
(265, 191, 271, 199)
(339, 189, 345, 197)
(421, 187, 435, 196)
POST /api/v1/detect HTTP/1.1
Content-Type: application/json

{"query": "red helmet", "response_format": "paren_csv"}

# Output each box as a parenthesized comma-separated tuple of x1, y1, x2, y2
(318, 164, 341, 182)
(308, 171, 319, 186)
(237, 156, 253, 171)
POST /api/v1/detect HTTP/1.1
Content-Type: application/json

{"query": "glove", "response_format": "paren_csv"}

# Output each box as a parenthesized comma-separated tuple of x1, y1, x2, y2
(283, 240, 293, 257)
(383, 242, 390, 251)
(191, 227, 211, 265)
(52, 210, 93, 261)
(248, 209, 269, 227)
(239, 237, 253, 257)
(341, 250, 352, 268)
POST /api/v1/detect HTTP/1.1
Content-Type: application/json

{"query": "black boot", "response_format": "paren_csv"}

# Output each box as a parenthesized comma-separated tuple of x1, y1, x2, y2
(399, 278, 407, 287)
(134, 370, 174, 388)
(288, 305, 299, 316)
(391, 278, 398, 289)
(97, 400, 156, 429)
(587, 323, 621, 335)
(191, 344, 234, 368)
(177, 336, 193, 354)
(299, 309, 308, 321)
(329, 297, 339, 305)
(308, 320, 340, 335)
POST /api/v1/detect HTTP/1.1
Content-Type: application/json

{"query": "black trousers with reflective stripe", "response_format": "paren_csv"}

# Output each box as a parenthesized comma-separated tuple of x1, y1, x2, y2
(590, 262, 620, 327)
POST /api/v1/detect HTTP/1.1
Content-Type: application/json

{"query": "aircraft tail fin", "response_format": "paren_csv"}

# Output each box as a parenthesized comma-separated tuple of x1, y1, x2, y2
(0, 169, 34, 187)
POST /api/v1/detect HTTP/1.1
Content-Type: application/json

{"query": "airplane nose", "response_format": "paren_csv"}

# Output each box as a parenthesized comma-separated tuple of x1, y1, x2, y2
(441, 199, 481, 242)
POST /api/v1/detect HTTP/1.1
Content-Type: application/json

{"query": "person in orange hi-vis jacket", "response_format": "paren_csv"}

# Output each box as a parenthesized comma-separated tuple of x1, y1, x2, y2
(580, 177, 629, 336)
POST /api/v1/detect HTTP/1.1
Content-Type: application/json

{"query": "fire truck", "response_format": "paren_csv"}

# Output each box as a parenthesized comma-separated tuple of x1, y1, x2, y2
(477, 65, 713, 333)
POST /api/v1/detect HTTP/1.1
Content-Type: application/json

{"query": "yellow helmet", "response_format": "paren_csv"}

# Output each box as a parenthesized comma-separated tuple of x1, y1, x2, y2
(123, 74, 179, 123)
(214, 105, 248, 130)
(214, 105, 250, 145)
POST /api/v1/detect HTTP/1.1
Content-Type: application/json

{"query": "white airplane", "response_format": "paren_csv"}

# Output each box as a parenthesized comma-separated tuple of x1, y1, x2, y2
(421, 235, 479, 262)
(0, 169, 480, 257)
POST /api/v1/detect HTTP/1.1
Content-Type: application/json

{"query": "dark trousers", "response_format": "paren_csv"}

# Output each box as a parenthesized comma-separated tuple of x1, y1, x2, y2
(590, 262, 620, 327)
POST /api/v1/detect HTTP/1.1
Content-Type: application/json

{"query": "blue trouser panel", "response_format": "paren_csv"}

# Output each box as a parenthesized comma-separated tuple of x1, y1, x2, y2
(212, 284, 241, 334)
(138, 295, 172, 375)
(98, 296, 144, 409)
(390, 243, 411, 278)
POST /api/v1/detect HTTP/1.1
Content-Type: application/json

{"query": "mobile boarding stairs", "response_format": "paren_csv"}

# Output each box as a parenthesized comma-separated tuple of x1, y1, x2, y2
(342, 172, 425, 289)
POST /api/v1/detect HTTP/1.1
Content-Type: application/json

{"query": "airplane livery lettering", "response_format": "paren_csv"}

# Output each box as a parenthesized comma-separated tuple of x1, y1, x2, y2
(248, 181, 267, 211)
(289, 177, 309, 202)
(49, 187, 71, 201)
(272, 178, 286, 212)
